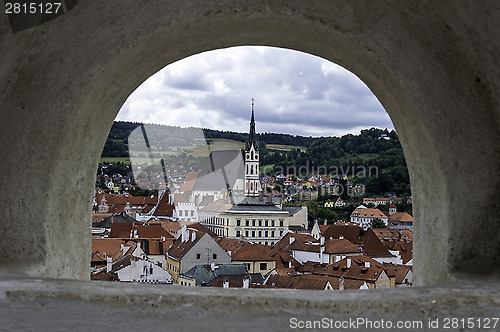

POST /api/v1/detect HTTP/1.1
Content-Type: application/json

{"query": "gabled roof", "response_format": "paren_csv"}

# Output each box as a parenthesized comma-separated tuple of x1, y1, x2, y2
(199, 199, 233, 213)
(180, 172, 199, 192)
(270, 248, 301, 276)
(167, 231, 206, 260)
(320, 224, 364, 244)
(265, 274, 336, 290)
(186, 222, 218, 237)
(153, 193, 175, 217)
(92, 213, 113, 224)
(312, 255, 385, 282)
(273, 232, 318, 253)
(350, 207, 387, 219)
(193, 150, 244, 191)
(230, 242, 274, 261)
(297, 261, 326, 274)
(160, 221, 183, 236)
(109, 222, 174, 239)
(324, 239, 361, 254)
(216, 238, 247, 252)
(388, 212, 413, 223)
(91, 238, 123, 258)
(372, 228, 413, 243)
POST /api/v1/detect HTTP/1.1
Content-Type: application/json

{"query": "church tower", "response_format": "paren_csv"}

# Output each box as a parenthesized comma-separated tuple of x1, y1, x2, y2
(245, 99, 260, 197)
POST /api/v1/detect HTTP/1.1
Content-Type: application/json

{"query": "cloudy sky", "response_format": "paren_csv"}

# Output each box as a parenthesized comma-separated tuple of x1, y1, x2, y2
(117, 46, 393, 137)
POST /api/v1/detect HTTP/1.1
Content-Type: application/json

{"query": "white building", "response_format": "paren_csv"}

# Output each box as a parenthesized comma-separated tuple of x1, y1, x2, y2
(200, 102, 307, 244)
(350, 205, 388, 230)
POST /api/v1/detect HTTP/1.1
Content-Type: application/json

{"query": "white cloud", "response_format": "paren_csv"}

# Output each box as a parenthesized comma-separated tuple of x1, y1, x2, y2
(117, 46, 392, 137)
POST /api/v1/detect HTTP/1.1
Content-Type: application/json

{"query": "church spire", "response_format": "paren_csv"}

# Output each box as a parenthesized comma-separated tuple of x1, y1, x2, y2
(248, 98, 257, 149)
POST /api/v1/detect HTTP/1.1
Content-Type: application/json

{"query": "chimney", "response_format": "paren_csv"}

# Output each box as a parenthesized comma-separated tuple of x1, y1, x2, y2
(242, 278, 250, 289)
(323, 219, 327, 225)
(288, 260, 292, 269)
(365, 261, 370, 268)
(320, 236, 325, 246)
(191, 231, 196, 242)
(339, 235, 344, 240)
(347, 258, 351, 268)
(181, 226, 187, 242)
(134, 229, 138, 238)
(339, 277, 344, 291)
(289, 236, 295, 245)
(223, 280, 229, 288)
(106, 256, 112, 273)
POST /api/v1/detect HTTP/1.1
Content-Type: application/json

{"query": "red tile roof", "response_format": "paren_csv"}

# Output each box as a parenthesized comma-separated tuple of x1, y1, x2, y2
(153, 193, 175, 217)
(167, 230, 205, 260)
(324, 239, 361, 254)
(265, 274, 336, 290)
(273, 232, 318, 253)
(180, 172, 199, 192)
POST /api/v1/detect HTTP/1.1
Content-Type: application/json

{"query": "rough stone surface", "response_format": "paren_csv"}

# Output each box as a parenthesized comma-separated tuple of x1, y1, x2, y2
(0, 0, 499, 328)
(0, 273, 499, 330)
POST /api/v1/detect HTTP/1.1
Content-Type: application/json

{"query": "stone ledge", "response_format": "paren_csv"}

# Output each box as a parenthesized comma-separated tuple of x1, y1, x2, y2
(1, 274, 499, 330)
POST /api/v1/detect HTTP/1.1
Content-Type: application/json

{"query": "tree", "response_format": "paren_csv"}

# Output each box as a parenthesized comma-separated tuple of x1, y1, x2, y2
(370, 218, 386, 228)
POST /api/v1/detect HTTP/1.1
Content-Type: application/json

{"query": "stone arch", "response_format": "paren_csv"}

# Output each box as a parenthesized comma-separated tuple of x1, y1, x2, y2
(0, 1, 498, 289)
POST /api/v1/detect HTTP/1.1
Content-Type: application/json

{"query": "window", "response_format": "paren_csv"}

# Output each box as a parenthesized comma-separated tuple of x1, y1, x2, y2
(213, 254, 217, 259)
(271, 231, 275, 238)
(236, 219, 241, 226)
(258, 219, 262, 227)
(196, 254, 201, 259)
(236, 230, 241, 237)
(271, 220, 275, 227)
(265, 231, 268, 237)
(265, 220, 268, 227)
(245, 230, 249, 237)
(258, 231, 262, 237)
(245, 219, 249, 226)
(279, 219, 284, 227)
(260, 263, 267, 271)
(190, 210, 194, 216)
(252, 231, 255, 237)
(252, 219, 255, 226)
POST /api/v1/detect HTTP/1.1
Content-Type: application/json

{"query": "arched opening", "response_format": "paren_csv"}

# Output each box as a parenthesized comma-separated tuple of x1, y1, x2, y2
(1, 2, 498, 295)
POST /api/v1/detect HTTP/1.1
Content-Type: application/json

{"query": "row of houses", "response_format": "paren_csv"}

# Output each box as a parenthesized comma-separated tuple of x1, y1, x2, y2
(91, 218, 412, 290)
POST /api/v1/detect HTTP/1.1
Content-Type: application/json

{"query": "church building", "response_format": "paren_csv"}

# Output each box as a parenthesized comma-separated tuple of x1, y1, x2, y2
(200, 100, 307, 244)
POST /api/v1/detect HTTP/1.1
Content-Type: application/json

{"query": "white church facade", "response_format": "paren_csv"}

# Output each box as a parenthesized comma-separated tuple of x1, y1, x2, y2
(201, 101, 307, 244)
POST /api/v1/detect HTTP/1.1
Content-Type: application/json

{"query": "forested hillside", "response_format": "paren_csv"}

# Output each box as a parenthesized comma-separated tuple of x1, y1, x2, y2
(100, 122, 410, 195)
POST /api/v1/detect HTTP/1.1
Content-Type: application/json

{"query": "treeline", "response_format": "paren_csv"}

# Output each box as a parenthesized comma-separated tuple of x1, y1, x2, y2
(101, 121, 318, 157)
(100, 122, 410, 196)
(102, 121, 140, 157)
(260, 128, 410, 196)
(202, 129, 318, 147)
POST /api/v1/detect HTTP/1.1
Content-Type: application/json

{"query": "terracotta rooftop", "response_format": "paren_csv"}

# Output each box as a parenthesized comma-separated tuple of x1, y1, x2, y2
(265, 274, 336, 291)
(167, 231, 205, 260)
(152, 193, 175, 217)
(199, 199, 234, 213)
(180, 172, 199, 192)
(230, 242, 274, 262)
(350, 207, 387, 219)
(324, 238, 361, 254)
(273, 232, 318, 253)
